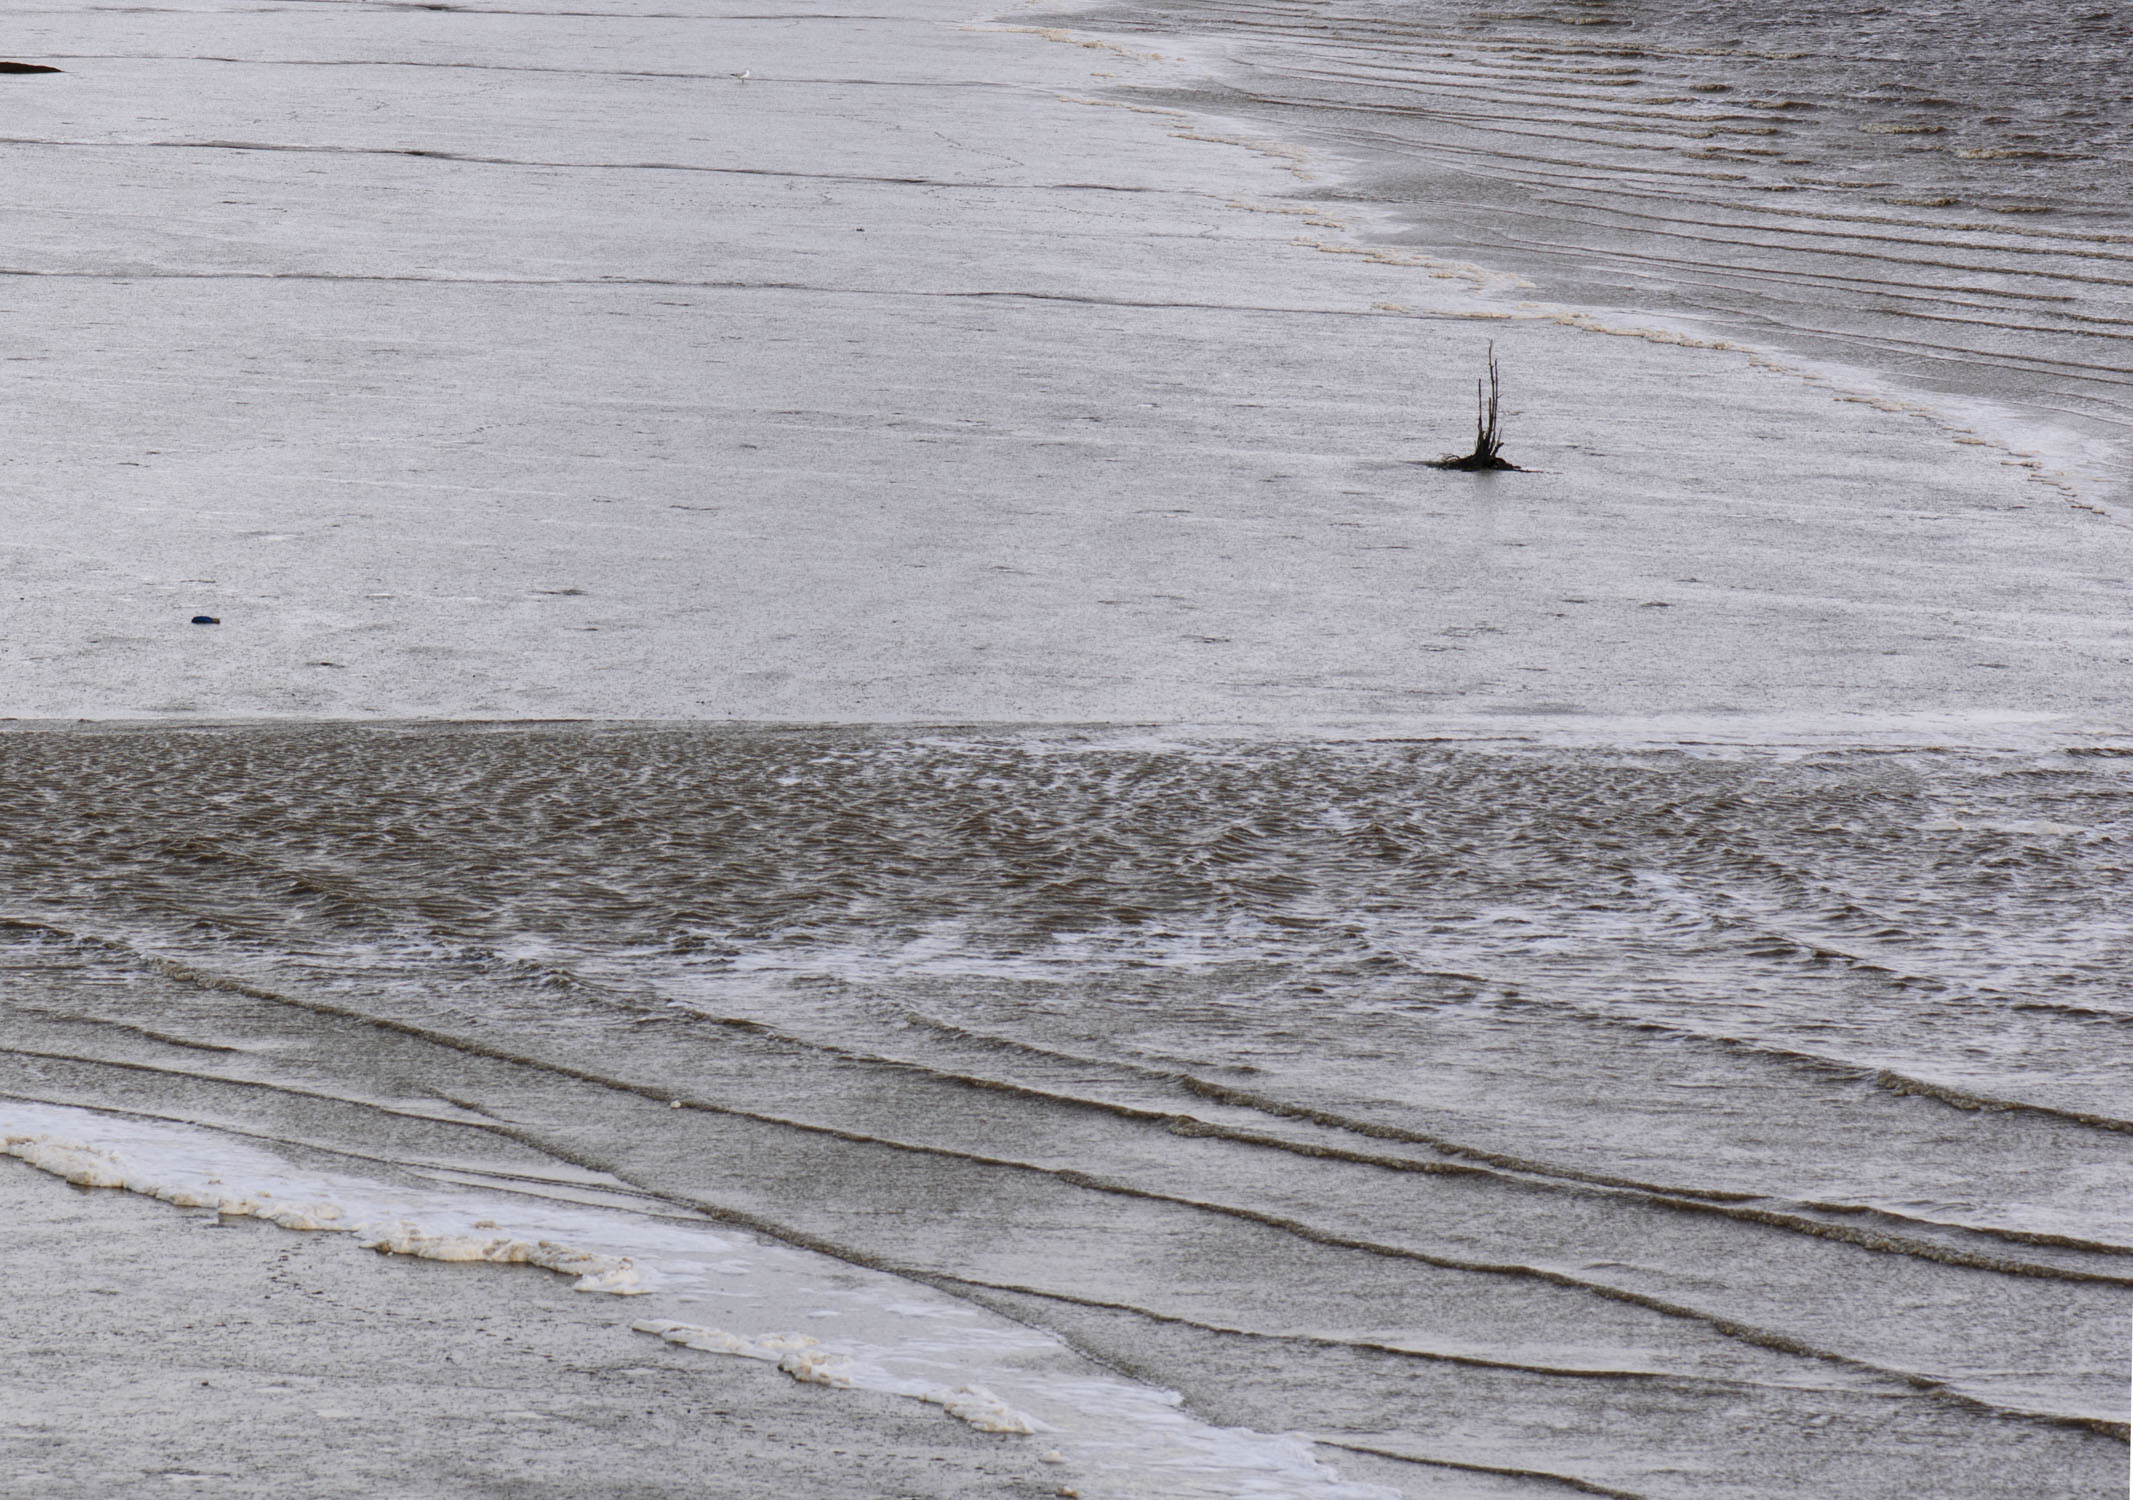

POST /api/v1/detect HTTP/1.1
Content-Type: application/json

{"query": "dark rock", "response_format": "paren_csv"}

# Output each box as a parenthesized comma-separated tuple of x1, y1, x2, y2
(0, 62, 62, 74)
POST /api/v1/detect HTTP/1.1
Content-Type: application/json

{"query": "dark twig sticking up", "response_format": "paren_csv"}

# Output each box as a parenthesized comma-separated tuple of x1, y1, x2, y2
(1429, 344, 1521, 471)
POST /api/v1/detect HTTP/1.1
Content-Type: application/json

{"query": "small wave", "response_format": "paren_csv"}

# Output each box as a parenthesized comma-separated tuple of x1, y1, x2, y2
(0, 1101, 1401, 1499)
(633, 1320, 1040, 1433)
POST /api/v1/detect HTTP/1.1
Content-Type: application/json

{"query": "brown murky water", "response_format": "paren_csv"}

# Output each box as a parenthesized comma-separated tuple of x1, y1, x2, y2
(0, 724, 2124, 1495)
(1072, 0, 2133, 463)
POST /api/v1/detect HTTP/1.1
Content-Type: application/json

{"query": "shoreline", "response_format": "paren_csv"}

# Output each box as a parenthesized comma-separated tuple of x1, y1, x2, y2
(1, 2, 2128, 1495)
(0, 1089, 1404, 1499)
(0, 1152, 1079, 1500)
(1046, 0, 2133, 496)
(0, 728, 2125, 1495)
(0, 715, 2125, 756)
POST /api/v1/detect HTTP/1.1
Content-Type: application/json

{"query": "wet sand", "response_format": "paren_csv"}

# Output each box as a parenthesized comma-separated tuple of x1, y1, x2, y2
(0, 1157, 1071, 1499)
(1, 0, 2129, 1496)
(0, 0, 2126, 737)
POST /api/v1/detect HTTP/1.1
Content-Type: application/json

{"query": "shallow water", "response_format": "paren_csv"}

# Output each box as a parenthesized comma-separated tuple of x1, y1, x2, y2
(1067, 0, 2133, 470)
(0, 724, 2124, 1495)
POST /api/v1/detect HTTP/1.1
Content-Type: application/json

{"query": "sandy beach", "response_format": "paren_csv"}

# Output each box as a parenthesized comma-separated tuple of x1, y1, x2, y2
(0, 1157, 1070, 1499)
(1, 0, 2128, 1495)
(1, 0, 2127, 735)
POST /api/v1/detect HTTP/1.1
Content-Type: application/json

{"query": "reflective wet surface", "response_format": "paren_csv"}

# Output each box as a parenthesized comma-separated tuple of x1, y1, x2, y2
(0, 724, 2124, 1495)
(1076, 0, 2133, 456)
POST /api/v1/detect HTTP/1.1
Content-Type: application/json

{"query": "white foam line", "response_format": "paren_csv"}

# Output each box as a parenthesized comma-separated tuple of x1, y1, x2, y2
(631, 1318, 1039, 1434)
(0, 1100, 1396, 1500)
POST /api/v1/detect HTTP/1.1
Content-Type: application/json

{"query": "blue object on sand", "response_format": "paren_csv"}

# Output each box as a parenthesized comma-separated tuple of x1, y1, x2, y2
(190, 615, 220, 625)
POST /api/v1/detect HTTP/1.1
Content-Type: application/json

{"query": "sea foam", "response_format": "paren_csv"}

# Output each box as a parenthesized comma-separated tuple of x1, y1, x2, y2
(0, 1102, 1395, 1500)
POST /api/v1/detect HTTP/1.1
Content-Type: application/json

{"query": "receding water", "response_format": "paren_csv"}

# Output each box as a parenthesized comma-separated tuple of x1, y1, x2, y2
(1070, 0, 2133, 464)
(0, 724, 2125, 1496)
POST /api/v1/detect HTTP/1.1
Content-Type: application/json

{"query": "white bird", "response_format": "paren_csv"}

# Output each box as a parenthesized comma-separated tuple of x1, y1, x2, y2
(731, 70, 750, 81)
